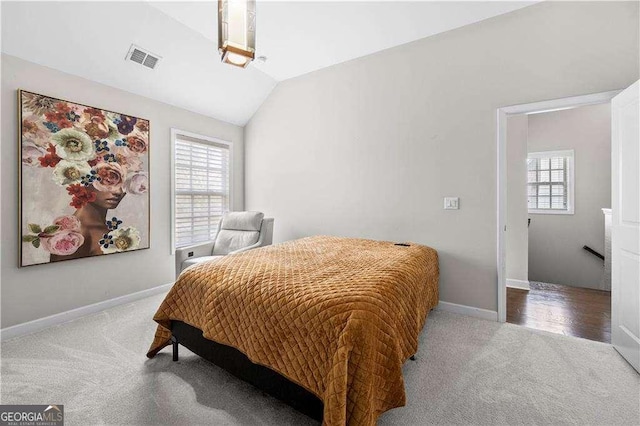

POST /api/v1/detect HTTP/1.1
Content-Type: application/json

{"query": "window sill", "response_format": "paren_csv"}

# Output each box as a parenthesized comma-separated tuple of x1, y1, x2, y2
(528, 209, 574, 215)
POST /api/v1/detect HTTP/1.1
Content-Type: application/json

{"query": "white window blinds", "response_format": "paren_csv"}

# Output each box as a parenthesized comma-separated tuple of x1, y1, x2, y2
(527, 150, 574, 214)
(174, 136, 230, 248)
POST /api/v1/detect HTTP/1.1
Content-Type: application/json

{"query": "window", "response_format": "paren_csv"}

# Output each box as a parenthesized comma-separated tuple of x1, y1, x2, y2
(527, 150, 574, 214)
(172, 130, 231, 249)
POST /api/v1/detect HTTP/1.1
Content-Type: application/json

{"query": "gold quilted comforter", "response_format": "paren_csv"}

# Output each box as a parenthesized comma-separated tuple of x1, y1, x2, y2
(147, 236, 439, 425)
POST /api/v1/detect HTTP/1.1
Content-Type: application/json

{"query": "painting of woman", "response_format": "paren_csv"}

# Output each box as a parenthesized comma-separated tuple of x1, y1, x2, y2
(19, 91, 149, 266)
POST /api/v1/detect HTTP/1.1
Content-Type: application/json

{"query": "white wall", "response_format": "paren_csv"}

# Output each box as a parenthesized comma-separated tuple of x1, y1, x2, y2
(1, 54, 244, 327)
(245, 1, 639, 311)
(527, 103, 611, 289)
(506, 115, 529, 285)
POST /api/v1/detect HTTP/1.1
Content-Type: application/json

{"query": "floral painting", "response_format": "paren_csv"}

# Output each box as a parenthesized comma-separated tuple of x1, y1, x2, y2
(19, 90, 150, 266)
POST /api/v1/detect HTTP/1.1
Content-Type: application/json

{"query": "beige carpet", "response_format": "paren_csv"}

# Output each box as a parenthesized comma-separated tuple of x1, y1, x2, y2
(1, 292, 638, 425)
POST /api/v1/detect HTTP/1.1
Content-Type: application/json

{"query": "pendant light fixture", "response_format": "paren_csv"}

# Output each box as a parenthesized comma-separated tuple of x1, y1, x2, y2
(218, 0, 256, 68)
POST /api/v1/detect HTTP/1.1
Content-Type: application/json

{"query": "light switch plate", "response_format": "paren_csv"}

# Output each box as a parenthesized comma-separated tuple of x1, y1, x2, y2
(444, 197, 459, 210)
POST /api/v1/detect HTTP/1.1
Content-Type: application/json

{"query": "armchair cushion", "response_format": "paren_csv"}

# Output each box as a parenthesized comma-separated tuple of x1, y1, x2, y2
(212, 230, 260, 255)
(212, 211, 265, 255)
(220, 211, 264, 231)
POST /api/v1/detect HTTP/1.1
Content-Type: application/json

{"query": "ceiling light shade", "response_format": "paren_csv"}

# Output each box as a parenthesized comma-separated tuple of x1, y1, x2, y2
(218, 0, 256, 68)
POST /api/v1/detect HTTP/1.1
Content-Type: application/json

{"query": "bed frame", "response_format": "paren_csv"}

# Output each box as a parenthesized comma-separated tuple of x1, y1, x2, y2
(170, 320, 324, 421)
(170, 320, 418, 421)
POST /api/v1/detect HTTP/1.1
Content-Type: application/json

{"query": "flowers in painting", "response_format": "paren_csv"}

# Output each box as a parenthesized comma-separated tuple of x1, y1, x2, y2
(44, 102, 79, 131)
(117, 115, 137, 135)
(53, 160, 91, 186)
(124, 132, 148, 154)
(113, 147, 142, 171)
(22, 119, 39, 135)
(53, 215, 82, 232)
(51, 128, 95, 161)
(22, 141, 48, 167)
(94, 139, 109, 153)
(40, 229, 85, 256)
(21, 217, 84, 256)
(22, 92, 56, 115)
(92, 162, 125, 192)
(135, 120, 149, 133)
(125, 172, 148, 194)
(84, 108, 110, 139)
(80, 170, 99, 187)
(66, 184, 97, 209)
(22, 223, 59, 249)
(22, 118, 51, 147)
(20, 92, 149, 264)
(38, 144, 62, 168)
(99, 233, 113, 249)
(100, 226, 141, 254)
(106, 216, 123, 231)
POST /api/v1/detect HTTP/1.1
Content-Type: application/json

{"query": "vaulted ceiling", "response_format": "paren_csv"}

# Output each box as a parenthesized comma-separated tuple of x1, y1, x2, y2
(2, 1, 536, 125)
(151, 1, 538, 82)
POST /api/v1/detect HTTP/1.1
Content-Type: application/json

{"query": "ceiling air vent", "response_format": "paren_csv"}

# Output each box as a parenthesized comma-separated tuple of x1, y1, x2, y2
(126, 45, 161, 70)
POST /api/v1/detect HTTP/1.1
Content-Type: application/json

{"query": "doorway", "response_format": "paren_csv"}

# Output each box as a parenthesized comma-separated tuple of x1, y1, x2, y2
(496, 90, 620, 342)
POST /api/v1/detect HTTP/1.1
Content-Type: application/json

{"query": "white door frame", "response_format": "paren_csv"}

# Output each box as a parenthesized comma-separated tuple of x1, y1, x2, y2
(496, 90, 621, 322)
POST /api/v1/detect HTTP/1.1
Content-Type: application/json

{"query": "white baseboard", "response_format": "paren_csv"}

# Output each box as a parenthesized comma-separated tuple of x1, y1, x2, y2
(436, 301, 498, 321)
(507, 279, 530, 291)
(0, 282, 173, 341)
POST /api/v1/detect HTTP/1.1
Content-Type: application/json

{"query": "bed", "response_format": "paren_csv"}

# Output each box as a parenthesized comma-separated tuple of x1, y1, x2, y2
(147, 236, 439, 425)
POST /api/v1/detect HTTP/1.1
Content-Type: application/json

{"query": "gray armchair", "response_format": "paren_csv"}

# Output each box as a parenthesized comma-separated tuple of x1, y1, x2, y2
(175, 211, 274, 277)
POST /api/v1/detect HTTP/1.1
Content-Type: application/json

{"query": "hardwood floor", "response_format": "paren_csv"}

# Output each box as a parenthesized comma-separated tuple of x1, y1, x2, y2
(507, 281, 611, 343)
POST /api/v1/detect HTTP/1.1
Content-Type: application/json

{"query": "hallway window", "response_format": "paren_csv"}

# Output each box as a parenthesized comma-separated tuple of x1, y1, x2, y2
(527, 150, 574, 214)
